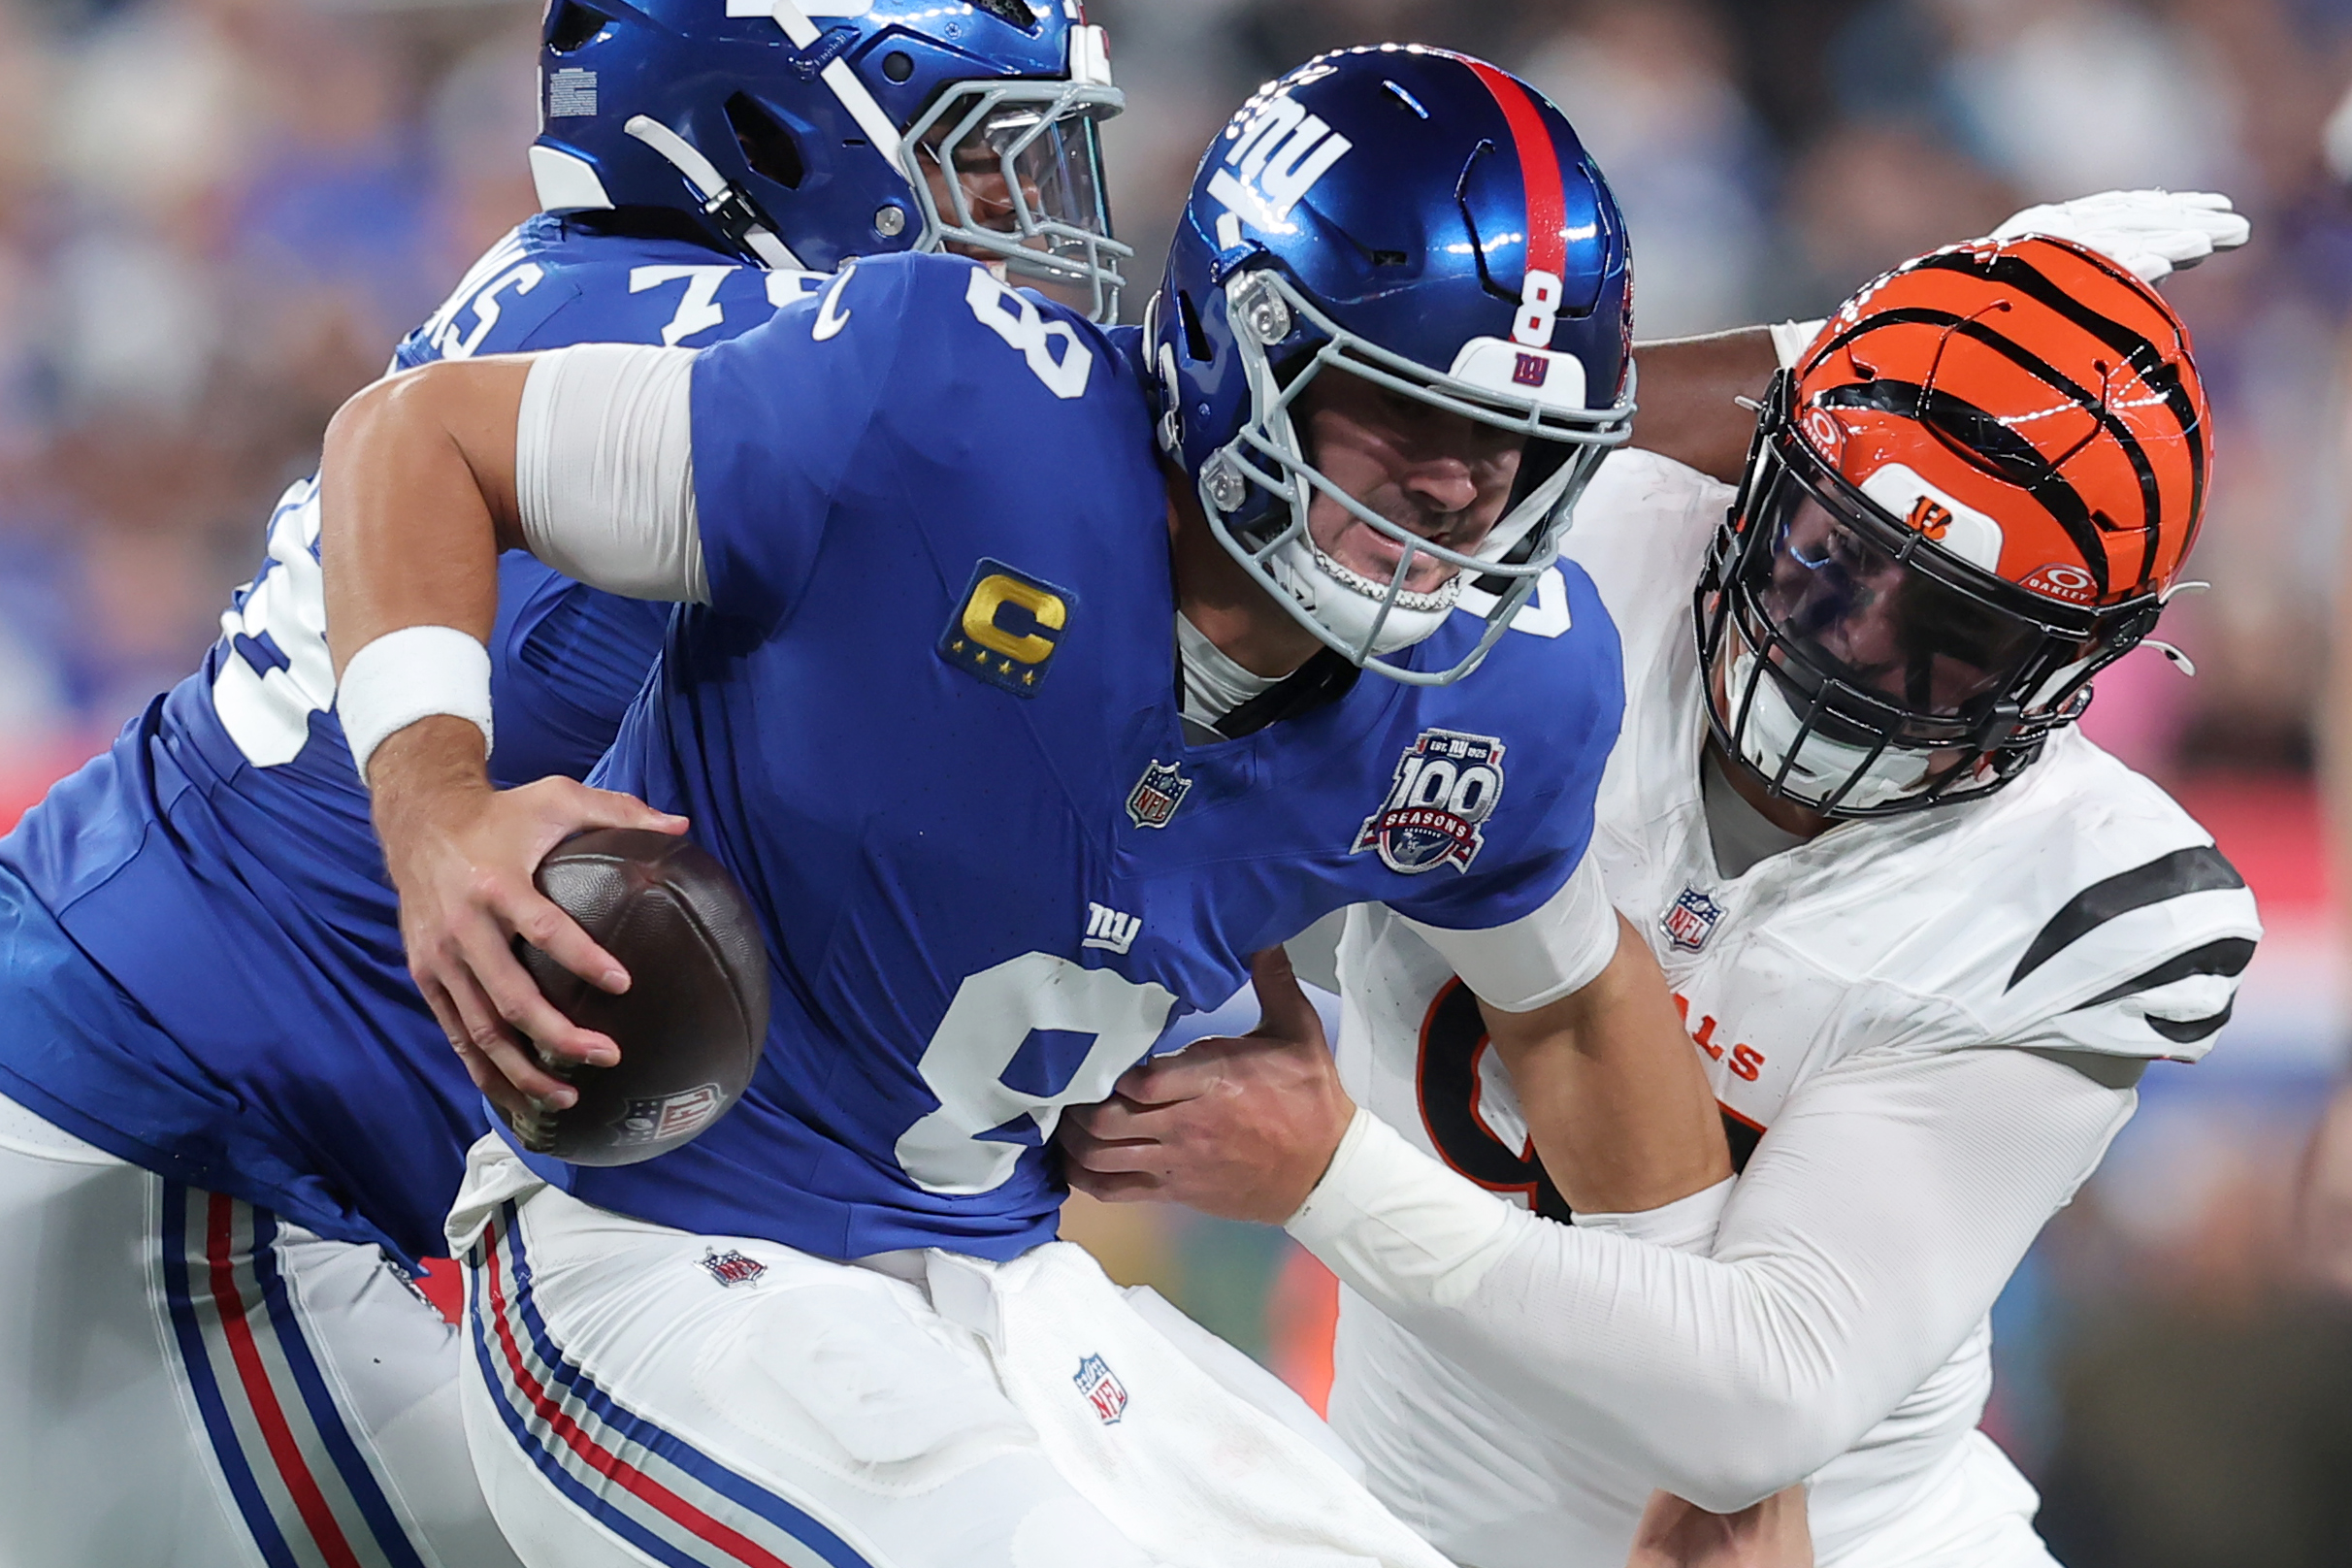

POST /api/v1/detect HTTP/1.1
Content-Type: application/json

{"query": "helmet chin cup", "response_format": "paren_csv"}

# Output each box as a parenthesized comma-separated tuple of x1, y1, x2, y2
(1725, 647, 1935, 812)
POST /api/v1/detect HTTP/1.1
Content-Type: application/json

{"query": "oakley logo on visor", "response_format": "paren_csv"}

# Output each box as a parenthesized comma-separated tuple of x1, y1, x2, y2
(2021, 562, 2099, 604)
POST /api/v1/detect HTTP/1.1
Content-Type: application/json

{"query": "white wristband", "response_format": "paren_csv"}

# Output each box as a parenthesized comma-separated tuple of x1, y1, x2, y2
(338, 625, 494, 784)
(1769, 317, 1828, 370)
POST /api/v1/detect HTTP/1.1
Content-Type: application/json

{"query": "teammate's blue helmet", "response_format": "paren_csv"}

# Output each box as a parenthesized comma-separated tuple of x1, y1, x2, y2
(1149, 46, 1636, 683)
(532, 0, 1128, 319)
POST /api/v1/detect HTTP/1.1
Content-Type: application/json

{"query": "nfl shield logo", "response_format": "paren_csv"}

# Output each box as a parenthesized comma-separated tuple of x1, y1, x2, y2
(1126, 760, 1192, 830)
(699, 1249, 767, 1289)
(615, 1082, 724, 1145)
(1073, 1354, 1127, 1424)
(1662, 887, 1723, 953)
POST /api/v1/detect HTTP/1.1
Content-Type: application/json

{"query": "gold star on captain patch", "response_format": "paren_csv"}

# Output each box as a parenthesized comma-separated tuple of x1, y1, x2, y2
(1022, 670, 1035, 686)
(950, 638, 965, 653)
(998, 658, 1014, 673)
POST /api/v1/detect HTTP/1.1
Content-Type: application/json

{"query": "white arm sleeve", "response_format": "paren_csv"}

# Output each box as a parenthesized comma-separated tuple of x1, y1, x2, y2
(1572, 1175, 1735, 1253)
(1287, 1043, 2134, 1511)
(515, 342, 707, 603)
(1398, 852, 1617, 1014)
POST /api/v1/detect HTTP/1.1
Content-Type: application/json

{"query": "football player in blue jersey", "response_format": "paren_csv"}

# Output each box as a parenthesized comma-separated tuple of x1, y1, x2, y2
(0, 5, 1125, 1564)
(315, 47, 1742, 1567)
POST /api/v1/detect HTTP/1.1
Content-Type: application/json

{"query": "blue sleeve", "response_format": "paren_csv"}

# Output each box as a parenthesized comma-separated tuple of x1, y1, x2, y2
(689, 258, 917, 629)
(1382, 567, 1625, 931)
(485, 554, 672, 787)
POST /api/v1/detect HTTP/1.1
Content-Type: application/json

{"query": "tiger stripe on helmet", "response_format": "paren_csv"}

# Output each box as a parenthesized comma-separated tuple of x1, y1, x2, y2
(1793, 235, 2209, 609)
(1916, 246, 2209, 528)
(1808, 332, 2123, 597)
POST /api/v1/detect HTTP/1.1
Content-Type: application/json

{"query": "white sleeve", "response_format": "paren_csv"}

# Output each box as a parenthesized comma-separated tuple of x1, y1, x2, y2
(1572, 1175, 1734, 1253)
(1396, 852, 1617, 1013)
(1286, 1043, 2134, 1511)
(515, 343, 707, 603)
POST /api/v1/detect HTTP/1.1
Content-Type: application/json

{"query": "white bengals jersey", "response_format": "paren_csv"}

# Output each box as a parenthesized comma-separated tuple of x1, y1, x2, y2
(1329, 449, 2261, 1567)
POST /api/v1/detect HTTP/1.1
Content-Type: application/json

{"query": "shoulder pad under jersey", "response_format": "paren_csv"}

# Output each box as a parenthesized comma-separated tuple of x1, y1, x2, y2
(1953, 733, 2259, 1062)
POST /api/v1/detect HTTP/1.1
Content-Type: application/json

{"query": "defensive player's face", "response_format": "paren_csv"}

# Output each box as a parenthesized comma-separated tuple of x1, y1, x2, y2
(1760, 497, 2037, 714)
(1298, 370, 1524, 595)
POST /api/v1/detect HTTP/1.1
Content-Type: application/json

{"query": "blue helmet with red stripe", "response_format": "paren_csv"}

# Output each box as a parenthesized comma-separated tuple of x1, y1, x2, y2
(532, 0, 1128, 319)
(1147, 46, 1636, 683)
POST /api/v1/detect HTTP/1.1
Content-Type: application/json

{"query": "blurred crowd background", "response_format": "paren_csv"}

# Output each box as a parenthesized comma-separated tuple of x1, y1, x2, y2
(0, 0, 2347, 1560)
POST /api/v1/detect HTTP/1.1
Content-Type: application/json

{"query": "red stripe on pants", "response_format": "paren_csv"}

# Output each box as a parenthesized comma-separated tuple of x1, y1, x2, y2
(479, 1220, 796, 1568)
(205, 1192, 366, 1568)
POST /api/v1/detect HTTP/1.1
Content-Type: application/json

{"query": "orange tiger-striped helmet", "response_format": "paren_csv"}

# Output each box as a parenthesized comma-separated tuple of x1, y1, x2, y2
(1696, 235, 2210, 817)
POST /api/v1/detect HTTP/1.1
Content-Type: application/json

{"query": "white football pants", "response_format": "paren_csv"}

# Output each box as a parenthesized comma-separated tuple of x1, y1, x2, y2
(448, 1134, 1450, 1568)
(0, 1091, 520, 1568)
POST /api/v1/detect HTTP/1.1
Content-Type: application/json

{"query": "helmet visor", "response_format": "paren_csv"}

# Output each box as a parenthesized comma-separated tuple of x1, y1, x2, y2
(909, 81, 1130, 321)
(1701, 374, 2146, 816)
(1742, 482, 2045, 728)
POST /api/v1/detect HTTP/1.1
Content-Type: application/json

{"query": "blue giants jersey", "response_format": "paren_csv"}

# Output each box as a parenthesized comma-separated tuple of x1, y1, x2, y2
(537, 252, 1626, 1259)
(0, 216, 805, 1266)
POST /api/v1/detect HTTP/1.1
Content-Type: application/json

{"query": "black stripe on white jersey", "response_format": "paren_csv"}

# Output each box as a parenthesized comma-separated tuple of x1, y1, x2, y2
(2148, 997, 2233, 1046)
(2064, 936, 2254, 1048)
(2009, 845, 2245, 991)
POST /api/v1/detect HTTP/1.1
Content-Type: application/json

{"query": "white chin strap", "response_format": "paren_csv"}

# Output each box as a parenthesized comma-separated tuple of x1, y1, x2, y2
(1264, 534, 1463, 657)
(1730, 648, 1934, 811)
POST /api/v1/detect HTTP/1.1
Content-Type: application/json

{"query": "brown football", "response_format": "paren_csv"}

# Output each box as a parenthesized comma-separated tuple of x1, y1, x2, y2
(503, 828, 769, 1166)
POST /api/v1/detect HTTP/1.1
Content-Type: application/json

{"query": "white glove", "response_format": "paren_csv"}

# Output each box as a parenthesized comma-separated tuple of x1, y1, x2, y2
(1988, 188, 2249, 284)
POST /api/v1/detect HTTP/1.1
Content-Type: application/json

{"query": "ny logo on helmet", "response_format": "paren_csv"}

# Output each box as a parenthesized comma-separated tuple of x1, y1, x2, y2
(1207, 91, 1354, 242)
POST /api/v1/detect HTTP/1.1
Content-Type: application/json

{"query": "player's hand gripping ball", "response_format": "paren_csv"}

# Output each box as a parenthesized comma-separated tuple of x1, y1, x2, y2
(503, 829, 769, 1165)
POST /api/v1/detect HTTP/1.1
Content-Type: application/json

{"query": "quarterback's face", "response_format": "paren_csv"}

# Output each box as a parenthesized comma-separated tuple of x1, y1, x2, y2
(1297, 369, 1524, 595)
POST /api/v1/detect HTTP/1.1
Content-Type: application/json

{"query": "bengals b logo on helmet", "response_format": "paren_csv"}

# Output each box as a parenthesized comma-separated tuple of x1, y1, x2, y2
(1790, 234, 2210, 609)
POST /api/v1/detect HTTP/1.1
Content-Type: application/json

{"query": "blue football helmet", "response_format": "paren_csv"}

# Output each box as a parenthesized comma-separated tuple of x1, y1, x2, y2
(1148, 46, 1636, 682)
(532, 0, 1127, 319)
